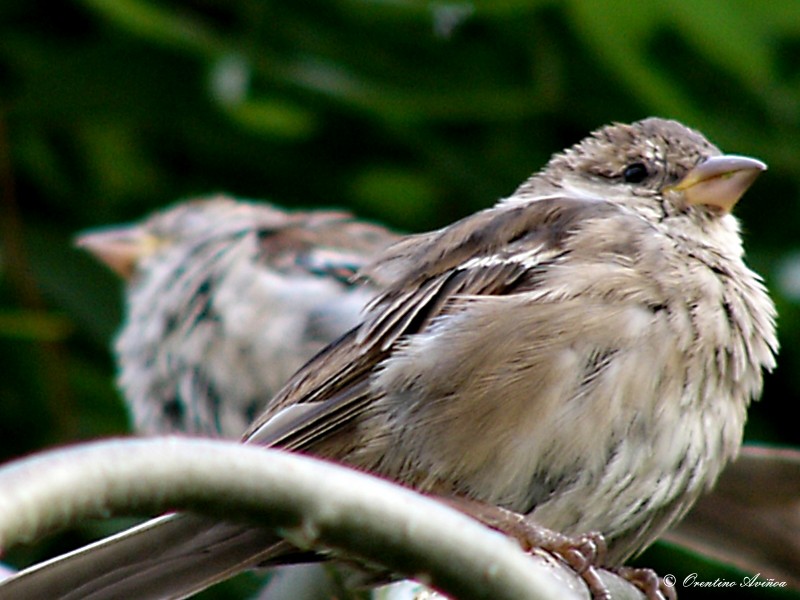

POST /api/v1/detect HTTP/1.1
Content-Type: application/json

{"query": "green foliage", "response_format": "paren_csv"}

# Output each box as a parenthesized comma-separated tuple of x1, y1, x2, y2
(1, 1, 798, 598)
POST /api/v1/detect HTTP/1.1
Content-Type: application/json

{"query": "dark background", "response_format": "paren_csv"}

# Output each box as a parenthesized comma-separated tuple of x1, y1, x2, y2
(1, 1, 798, 598)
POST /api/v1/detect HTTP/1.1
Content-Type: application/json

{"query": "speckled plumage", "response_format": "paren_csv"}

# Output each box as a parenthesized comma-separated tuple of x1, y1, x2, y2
(1, 118, 777, 599)
(81, 196, 398, 438)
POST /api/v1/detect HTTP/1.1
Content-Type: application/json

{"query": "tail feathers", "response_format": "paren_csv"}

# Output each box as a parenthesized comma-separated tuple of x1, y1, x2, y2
(0, 514, 283, 600)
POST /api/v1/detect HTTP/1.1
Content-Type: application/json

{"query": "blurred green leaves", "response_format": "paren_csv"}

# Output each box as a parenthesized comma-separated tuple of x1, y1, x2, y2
(0, 310, 72, 341)
(79, 0, 226, 55)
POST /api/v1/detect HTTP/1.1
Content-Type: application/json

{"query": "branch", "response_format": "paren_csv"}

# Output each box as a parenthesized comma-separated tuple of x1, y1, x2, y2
(0, 437, 645, 599)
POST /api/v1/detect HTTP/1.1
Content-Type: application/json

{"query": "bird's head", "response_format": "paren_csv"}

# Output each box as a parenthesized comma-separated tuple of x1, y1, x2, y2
(518, 118, 765, 228)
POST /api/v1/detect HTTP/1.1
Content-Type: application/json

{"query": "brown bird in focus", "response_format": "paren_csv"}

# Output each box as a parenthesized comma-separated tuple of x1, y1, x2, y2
(77, 196, 399, 438)
(0, 118, 777, 600)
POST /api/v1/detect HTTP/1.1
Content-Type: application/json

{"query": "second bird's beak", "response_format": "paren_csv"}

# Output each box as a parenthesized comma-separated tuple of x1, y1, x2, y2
(668, 155, 766, 213)
(76, 225, 158, 280)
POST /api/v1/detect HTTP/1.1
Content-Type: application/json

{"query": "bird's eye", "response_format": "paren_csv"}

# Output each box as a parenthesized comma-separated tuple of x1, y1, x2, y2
(622, 162, 649, 184)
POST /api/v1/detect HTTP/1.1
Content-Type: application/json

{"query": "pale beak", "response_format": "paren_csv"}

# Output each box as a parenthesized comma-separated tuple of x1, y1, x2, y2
(668, 155, 766, 213)
(75, 225, 158, 280)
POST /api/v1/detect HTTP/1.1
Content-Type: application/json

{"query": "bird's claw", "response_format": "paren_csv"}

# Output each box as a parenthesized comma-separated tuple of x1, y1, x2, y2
(613, 566, 676, 600)
(436, 497, 617, 599)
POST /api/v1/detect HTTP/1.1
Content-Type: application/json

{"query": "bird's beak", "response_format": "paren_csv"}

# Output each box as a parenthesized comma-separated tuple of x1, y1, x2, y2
(75, 225, 158, 280)
(667, 155, 767, 213)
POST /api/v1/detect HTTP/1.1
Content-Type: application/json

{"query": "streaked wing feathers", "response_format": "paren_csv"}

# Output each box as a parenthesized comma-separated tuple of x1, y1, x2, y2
(247, 196, 616, 453)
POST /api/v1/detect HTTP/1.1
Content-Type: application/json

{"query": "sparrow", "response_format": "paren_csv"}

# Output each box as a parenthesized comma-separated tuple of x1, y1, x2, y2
(0, 118, 777, 599)
(76, 196, 399, 438)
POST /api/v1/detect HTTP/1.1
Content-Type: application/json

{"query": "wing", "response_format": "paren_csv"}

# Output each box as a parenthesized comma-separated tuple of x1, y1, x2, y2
(245, 196, 621, 451)
(254, 209, 401, 284)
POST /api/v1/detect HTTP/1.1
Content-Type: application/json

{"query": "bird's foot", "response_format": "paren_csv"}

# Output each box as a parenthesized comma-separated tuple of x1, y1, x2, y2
(437, 497, 613, 599)
(613, 566, 676, 600)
